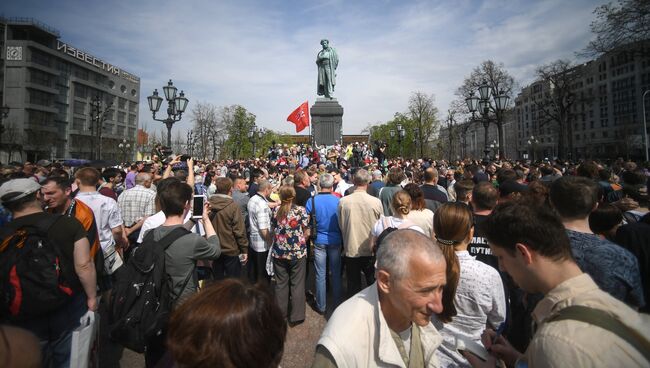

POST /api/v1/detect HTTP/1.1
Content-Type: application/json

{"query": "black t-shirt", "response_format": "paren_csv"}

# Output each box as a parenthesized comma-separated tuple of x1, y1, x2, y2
(468, 214, 499, 270)
(6, 212, 87, 292)
(420, 184, 448, 203)
(294, 186, 311, 207)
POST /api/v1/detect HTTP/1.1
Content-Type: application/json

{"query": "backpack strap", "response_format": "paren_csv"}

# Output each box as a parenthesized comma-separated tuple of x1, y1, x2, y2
(547, 305, 650, 363)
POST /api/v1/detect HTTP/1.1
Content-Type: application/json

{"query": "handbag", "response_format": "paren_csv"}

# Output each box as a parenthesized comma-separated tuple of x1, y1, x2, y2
(70, 311, 99, 368)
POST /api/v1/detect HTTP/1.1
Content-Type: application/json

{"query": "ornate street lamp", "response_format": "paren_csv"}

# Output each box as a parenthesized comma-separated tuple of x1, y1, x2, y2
(89, 96, 113, 160)
(148, 79, 189, 147)
(466, 80, 510, 161)
(527, 135, 539, 161)
(0, 105, 10, 147)
(397, 125, 405, 158)
(249, 124, 262, 158)
(118, 138, 131, 163)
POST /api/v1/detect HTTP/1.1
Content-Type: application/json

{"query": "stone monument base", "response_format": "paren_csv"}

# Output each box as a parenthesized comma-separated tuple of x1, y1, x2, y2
(311, 98, 343, 146)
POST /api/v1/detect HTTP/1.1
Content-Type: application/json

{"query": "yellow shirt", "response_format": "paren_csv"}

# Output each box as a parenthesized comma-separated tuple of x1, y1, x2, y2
(527, 273, 650, 367)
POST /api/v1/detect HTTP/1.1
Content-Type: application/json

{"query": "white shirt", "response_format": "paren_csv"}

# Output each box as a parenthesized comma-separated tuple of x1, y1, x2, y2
(137, 210, 204, 243)
(433, 251, 506, 368)
(372, 215, 425, 237)
(75, 191, 124, 274)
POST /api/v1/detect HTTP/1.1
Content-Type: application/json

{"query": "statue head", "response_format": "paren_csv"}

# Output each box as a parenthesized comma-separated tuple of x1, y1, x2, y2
(320, 39, 330, 48)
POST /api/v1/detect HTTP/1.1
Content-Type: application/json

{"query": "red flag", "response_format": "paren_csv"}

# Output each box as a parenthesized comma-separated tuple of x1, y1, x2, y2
(287, 101, 310, 133)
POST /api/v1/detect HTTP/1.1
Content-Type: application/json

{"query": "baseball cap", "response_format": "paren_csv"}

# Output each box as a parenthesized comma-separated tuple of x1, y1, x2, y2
(0, 178, 41, 204)
(36, 159, 52, 167)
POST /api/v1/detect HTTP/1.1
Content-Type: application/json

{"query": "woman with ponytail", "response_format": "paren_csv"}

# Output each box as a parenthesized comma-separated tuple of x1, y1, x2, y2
(370, 190, 424, 251)
(432, 202, 506, 367)
(271, 185, 310, 324)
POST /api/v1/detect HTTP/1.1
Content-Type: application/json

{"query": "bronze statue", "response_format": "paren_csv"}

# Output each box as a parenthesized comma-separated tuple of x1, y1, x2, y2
(316, 39, 339, 99)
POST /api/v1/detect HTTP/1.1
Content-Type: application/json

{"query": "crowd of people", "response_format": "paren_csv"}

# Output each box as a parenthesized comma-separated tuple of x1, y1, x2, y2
(1, 141, 650, 367)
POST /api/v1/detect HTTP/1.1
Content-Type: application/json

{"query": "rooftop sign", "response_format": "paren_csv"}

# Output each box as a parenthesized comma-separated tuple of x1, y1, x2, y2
(56, 40, 140, 83)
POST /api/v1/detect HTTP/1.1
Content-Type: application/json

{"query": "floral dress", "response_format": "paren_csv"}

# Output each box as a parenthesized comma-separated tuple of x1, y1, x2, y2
(271, 205, 309, 260)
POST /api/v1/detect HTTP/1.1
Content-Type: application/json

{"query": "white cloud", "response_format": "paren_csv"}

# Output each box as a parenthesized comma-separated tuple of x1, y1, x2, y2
(2, 0, 607, 134)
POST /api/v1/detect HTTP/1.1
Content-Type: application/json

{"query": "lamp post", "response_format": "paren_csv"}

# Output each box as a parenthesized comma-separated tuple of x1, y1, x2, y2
(118, 139, 131, 163)
(527, 135, 539, 162)
(0, 105, 9, 148)
(249, 124, 262, 158)
(643, 90, 649, 162)
(389, 129, 396, 158)
(147, 80, 189, 148)
(489, 140, 499, 160)
(89, 96, 113, 160)
(465, 80, 510, 161)
(413, 128, 420, 158)
(396, 123, 405, 158)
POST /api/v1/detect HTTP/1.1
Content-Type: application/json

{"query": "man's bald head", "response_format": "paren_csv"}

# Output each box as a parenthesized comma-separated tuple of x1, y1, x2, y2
(376, 229, 445, 280)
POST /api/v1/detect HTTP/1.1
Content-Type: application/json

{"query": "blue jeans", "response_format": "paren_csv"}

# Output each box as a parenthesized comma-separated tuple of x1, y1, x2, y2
(314, 243, 342, 312)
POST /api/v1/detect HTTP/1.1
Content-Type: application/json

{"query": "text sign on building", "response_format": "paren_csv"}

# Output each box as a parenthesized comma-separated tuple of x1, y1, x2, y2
(56, 41, 139, 83)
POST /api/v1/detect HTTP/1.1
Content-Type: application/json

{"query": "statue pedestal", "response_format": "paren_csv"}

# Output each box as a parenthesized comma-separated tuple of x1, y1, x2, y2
(311, 98, 343, 146)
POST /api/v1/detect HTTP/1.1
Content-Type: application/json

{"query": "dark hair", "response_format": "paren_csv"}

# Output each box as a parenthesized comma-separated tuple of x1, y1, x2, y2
(454, 180, 474, 202)
(403, 183, 426, 210)
(101, 168, 122, 182)
(47, 168, 70, 179)
(550, 176, 599, 219)
(158, 181, 192, 216)
(576, 161, 600, 180)
(293, 171, 307, 185)
(598, 168, 612, 182)
(589, 202, 622, 236)
(251, 168, 263, 181)
(42, 176, 72, 191)
(387, 167, 405, 185)
(167, 279, 287, 368)
(433, 202, 473, 323)
(485, 200, 573, 261)
(472, 182, 498, 211)
(496, 169, 516, 185)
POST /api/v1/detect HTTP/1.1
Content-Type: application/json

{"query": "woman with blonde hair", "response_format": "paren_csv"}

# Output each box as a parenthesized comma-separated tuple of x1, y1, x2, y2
(371, 190, 424, 250)
(271, 185, 310, 325)
(432, 202, 506, 367)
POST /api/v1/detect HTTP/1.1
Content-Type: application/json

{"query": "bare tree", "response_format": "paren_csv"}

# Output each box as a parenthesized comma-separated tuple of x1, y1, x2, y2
(408, 92, 440, 157)
(190, 102, 223, 160)
(583, 0, 650, 58)
(533, 59, 584, 159)
(3, 122, 23, 162)
(456, 60, 516, 158)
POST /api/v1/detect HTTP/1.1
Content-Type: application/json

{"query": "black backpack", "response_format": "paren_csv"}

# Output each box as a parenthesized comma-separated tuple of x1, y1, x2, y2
(109, 227, 191, 353)
(0, 215, 75, 322)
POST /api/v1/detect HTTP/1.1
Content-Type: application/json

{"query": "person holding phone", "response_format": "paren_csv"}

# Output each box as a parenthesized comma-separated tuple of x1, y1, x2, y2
(145, 179, 221, 366)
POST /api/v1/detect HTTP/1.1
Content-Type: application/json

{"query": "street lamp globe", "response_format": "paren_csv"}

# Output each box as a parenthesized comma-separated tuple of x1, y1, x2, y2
(163, 79, 178, 101)
(478, 80, 491, 101)
(175, 91, 189, 113)
(390, 130, 395, 138)
(478, 99, 490, 115)
(465, 92, 480, 113)
(494, 90, 510, 111)
(397, 123, 403, 131)
(147, 89, 163, 113)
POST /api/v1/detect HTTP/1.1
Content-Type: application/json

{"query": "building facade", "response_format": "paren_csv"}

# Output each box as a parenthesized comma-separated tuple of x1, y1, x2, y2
(515, 47, 650, 160)
(0, 17, 140, 163)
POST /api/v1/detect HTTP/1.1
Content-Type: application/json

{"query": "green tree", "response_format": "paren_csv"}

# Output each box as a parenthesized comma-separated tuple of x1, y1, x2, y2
(222, 105, 256, 159)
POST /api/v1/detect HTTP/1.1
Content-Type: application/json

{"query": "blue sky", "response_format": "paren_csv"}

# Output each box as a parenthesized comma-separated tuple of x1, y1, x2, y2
(1, 0, 606, 135)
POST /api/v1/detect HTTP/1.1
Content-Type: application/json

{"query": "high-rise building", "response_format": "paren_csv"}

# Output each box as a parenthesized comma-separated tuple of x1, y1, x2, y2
(0, 16, 140, 163)
(514, 47, 650, 160)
